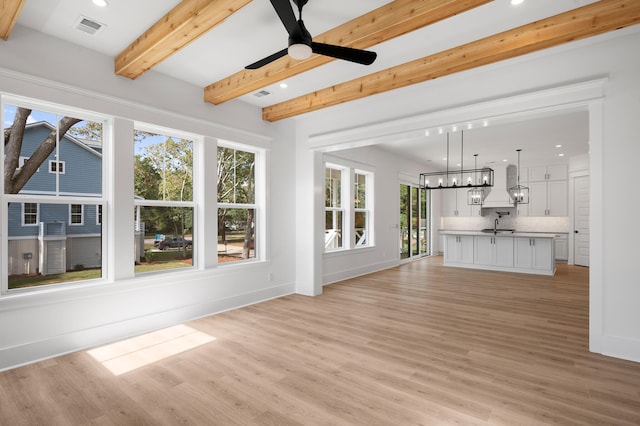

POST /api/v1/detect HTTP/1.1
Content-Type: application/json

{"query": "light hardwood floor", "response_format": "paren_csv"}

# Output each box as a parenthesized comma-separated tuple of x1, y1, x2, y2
(2, 257, 640, 425)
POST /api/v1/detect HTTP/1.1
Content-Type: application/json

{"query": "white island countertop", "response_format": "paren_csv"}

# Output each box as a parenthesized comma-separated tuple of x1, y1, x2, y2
(439, 230, 567, 238)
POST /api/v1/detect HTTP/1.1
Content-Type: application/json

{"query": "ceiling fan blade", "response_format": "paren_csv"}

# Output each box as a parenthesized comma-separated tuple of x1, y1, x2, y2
(311, 42, 377, 66)
(245, 48, 288, 69)
(269, 0, 299, 36)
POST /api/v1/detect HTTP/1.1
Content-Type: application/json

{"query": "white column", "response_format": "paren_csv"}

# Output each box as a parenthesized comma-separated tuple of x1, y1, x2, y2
(108, 117, 135, 280)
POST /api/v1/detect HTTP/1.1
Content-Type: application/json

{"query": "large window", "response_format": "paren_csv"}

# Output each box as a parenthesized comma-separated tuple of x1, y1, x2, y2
(133, 126, 195, 274)
(325, 162, 374, 252)
(217, 145, 257, 264)
(3, 100, 105, 291)
(325, 166, 344, 250)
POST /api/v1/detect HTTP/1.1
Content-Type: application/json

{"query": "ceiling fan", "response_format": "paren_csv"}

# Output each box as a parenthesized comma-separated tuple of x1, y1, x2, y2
(245, 0, 377, 70)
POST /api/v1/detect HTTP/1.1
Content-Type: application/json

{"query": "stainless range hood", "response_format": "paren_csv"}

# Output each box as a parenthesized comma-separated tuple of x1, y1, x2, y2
(481, 164, 516, 208)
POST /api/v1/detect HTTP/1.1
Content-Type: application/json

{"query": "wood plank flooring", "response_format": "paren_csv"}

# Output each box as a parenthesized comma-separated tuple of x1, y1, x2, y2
(2, 257, 640, 425)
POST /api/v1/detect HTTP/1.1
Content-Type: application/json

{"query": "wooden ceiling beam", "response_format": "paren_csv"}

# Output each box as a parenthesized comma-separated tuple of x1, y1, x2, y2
(263, 0, 640, 122)
(115, 0, 252, 80)
(0, 0, 26, 41)
(204, 0, 492, 105)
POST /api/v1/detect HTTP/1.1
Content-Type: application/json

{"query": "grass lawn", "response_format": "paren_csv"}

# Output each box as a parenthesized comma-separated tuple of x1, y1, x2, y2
(9, 269, 102, 289)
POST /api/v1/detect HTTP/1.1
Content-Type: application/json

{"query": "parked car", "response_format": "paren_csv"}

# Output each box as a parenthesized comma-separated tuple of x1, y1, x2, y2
(156, 237, 192, 250)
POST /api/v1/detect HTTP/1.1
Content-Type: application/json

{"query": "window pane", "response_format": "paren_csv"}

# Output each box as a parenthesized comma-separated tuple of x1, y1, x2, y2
(3, 105, 103, 197)
(354, 173, 366, 208)
(218, 208, 256, 263)
(7, 202, 102, 289)
(325, 210, 343, 250)
(134, 132, 193, 202)
(217, 147, 255, 204)
(134, 206, 193, 274)
(23, 203, 38, 225)
(325, 168, 341, 208)
(355, 211, 368, 247)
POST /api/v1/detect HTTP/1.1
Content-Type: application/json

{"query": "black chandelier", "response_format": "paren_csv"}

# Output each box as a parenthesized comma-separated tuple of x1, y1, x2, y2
(419, 131, 494, 191)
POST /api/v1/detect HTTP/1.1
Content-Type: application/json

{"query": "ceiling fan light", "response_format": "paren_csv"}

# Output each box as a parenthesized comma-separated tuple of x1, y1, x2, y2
(288, 43, 312, 60)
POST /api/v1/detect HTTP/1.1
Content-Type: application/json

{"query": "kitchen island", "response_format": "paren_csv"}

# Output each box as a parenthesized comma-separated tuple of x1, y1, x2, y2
(440, 230, 558, 276)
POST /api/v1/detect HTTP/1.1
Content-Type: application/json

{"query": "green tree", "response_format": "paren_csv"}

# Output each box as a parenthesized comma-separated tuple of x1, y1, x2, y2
(217, 147, 255, 259)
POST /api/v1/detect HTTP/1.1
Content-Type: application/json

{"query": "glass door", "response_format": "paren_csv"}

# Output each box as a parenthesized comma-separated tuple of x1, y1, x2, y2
(400, 183, 429, 260)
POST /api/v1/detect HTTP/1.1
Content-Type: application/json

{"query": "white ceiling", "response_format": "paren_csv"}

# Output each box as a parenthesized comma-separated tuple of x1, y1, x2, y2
(15, 0, 596, 165)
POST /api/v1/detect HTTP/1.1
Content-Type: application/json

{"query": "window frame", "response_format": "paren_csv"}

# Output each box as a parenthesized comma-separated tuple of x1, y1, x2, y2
(133, 122, 198, 275)
(1, 95, 108, 295)
(69, 203, 83, 225)
(49, 160, 66, 174)
(324, 164, 346, 252)
(324, 160, 374, 253)
(216, 142, 261, 265)
(353, 170, 373, 248)
(22, 202, 39, 226)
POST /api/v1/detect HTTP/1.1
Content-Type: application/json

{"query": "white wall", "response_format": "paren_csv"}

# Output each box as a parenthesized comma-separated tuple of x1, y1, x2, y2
(0, 27, 297, 370)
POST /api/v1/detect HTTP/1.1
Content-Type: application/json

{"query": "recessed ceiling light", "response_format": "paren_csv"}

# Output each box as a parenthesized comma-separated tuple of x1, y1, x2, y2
(467, 123, 473, 129)
(443, 157, 447, 161)
(511, 0, 524, 5)
(279, 83, 288, 89)
(483, 120, 489, 127)
(92, 0, 108, 7)
(503, 159, 508, 162)
(452, 125, 458, 132)
(438, 128, 444, 135)
(555, 144, 562, 148)
(425, 130, 430, 137)
(559, 153, 565, 157)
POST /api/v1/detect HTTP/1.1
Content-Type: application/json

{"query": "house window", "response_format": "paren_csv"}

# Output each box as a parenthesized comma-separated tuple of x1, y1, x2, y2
(354, 172, 371, 247)
(3, 100, 105, 291)
(134, 126, 195, 274)
(70, 204, 83, 225)
(96, 204, 102, 225)
(49, 160, 65, 174)
(23, 203, 39, 226)
(325, 166, 344, 250)
(325, 163, 374, 252)
(217, 145, 257, 264)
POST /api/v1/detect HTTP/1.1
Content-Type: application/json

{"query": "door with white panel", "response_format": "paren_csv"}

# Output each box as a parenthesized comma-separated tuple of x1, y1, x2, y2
(573, 175, 590, 266)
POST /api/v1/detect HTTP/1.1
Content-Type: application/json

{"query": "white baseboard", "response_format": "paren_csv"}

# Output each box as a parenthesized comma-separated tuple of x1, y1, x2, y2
(323, 259, 399, 286)
(0, 283, 294, 372)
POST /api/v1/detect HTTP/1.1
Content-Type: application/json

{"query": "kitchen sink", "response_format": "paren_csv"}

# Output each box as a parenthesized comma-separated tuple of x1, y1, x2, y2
(481, 228, 515, 234)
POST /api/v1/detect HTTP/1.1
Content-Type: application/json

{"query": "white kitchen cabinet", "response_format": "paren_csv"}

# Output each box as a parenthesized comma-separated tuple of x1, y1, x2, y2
(441, 189, 481, 217)
(529, 164, 568, 182)
(474, 236, 514, 267)
(529, 180, 568, 217)
(514, 237, 554, 271)
(554, 234, 568, 261)
(444, 235, 474, 264)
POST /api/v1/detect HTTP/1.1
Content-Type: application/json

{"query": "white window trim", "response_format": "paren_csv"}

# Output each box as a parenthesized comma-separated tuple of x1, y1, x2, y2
(216, 143, 262, 265)
(324, 162, 375, 252)
(49, 160, 66, 174)
(354, 170, 373, 248)
(19, 156, 40, 172)
(324, 164, 346, 252)
(69, 204, 84, 226)
(22, 202, 39, 226)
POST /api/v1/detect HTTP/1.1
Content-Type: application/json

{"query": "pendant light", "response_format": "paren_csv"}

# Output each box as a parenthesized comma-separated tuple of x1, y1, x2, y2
(508, 149, 529, 204)
(420, 131, 494, 190)
(467, 154, 485, 205)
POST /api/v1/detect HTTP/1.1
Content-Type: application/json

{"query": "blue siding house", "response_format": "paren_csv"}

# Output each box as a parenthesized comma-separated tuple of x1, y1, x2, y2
(6, 121, 102, 276)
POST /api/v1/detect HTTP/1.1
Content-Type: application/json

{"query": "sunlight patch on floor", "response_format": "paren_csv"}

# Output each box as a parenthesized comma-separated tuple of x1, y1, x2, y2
(87, 324, 216, 375)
